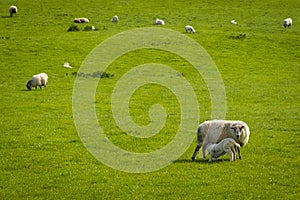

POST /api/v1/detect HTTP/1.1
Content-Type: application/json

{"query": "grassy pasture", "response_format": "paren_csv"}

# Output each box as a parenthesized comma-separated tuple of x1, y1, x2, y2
(0, 0, 299, 199)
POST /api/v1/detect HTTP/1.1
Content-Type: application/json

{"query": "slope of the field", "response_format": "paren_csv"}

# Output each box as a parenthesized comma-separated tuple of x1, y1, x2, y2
(0, 0, 299, 199)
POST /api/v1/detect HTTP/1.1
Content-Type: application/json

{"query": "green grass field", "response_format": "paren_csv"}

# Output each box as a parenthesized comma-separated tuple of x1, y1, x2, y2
(1, 0, 299, 199)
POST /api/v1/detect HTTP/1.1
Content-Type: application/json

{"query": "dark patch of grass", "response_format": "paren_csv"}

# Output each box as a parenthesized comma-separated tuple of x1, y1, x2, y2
(67, 24, 80, 32)
(83, 25, 98, 31)
(228, 33, 246, 40)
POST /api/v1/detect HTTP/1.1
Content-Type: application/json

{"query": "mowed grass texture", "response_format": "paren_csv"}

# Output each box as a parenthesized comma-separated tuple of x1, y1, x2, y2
(0, 0, 299, 199)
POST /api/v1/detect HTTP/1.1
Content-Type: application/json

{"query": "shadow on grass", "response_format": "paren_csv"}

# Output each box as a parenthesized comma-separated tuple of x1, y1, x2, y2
(174, 158, 231, 164)
(1, 16, 11, 18)
(21, 89, 47, 92)
(173, 158, 208, 164)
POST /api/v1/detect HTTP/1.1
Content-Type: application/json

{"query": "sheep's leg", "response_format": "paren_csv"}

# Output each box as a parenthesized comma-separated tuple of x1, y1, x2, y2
(231, 147, 236, 161)
(191, 144, 201, 161)
(229, 151, 235, 161)
(202, 143, 207, 159)
(236, 146, 242, 159)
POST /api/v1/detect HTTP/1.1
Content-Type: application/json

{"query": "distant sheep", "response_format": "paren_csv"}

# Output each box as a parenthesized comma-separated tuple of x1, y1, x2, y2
(74, 18, 89, 23)
(206, 138, 241, 162)
(9, 5, 17, 17)
(154, 18, 165, 25)
(112, 15, 119, 22)
(191, 120, 250, 161)
(283, 18, 292, 28)
(26, 73, 48, 91)
(185, 25, 196, 33)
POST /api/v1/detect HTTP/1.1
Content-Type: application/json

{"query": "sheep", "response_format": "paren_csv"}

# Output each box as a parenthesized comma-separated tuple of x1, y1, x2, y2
(9, 5, 17, 17)
(283, 18, 292, 28)
(73, 17, 89, 23)
(206, 138, 241, 162)
(185, 25, 196, 33)
(26, 73, 48, 91)
(112, 15, 119, 23)
(191, 120, 250, 161)
(154, 18, 165, 25)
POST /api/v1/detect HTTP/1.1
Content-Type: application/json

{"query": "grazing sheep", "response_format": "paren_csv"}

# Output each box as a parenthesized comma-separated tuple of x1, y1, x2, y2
(112, 15, 119, 22)
(26, 73, 48, 91)
(154, 18, 165, 25)
(283, 18, 292, 28)
(185, 25, 196, 33)
(206, 138, 241, 162)
(9, 5, 17, 17)
(73, 17, 89, 23)
(191, 120, 250, 161)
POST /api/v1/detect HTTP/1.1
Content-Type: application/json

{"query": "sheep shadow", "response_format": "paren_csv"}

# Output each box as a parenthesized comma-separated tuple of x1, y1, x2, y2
(1, 16, 12, 18)
(173, 158, 208, 164)
(22, 89, 47, 92)
(174, 158, 232, 164)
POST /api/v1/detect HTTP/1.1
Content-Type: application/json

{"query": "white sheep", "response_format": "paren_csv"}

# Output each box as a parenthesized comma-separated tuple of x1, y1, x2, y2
(9, 5, 17, 17)
(185, 25, 196, 33)
(73, 17, 89, 23)
(26, 73, 48, 91)
(283, 18, 292, 28)
(191, 120, 250, 161)
(112, 15, 119, 22)
(154, 18, 165, 25)
(206, 138, 241, 162)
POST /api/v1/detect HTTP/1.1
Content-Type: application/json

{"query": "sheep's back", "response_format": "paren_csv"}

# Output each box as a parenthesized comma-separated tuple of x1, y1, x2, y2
(31, 73, 48, 86)
(200, 120, 233, 143)
(39, 73, 48, 85)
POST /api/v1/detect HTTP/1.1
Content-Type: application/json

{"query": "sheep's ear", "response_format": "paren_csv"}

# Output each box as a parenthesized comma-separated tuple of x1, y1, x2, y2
(240, 125, 244, 129)
(230, 125, 236, 129)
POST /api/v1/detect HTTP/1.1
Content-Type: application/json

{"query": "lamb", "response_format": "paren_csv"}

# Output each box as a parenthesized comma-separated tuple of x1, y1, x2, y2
(26, 73, 48, 91)
(9, 5, 17, 17)
(206, 138, 241, 162)
(191, 120, 250, 161)
(154, 18, 165, 25)
(283, 18, 292, 28)
(185, 25, 196, 33)
(112, 15, 119, 22)
(73, 17, 89, 23)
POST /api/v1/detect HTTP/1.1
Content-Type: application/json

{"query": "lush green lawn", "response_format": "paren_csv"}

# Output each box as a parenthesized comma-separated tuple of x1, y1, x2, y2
(1, 0, 299, 199)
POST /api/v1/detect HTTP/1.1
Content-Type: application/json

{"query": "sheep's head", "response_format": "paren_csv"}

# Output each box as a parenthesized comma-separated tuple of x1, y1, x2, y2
(26, 80, 32, 90)
(231, 123, 244, 139)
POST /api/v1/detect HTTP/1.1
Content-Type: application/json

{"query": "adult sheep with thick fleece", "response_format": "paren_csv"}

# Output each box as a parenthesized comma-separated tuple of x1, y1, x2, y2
(191, 120, 250, 161)
(26, 73, 48, 91)
(9, 5, 17, 17)
(154, 18, 165, 25)
(112, 15, 119, 22)
(185, 25, 196, 33)
(283, 18, 292, 28)
(73, 18, 89, 23)
(206, 138, 241, 162)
